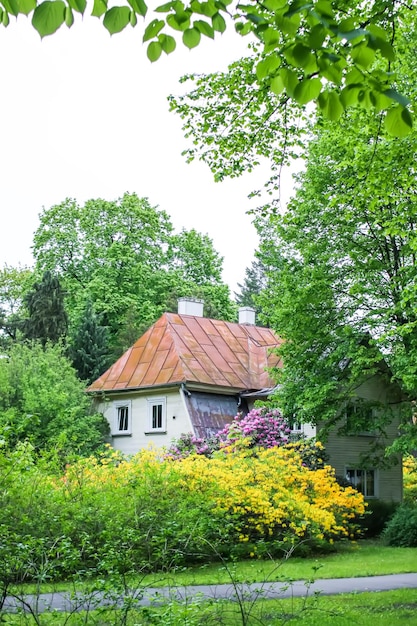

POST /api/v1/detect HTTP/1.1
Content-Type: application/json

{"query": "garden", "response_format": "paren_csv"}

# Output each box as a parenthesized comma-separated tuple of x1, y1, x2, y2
(1, 409, 416, 624)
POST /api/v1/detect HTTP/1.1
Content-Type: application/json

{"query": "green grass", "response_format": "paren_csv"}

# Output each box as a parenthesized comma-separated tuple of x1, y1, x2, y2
(8, 540, 417, 596)
(3, 589, 417, 625)
(141, 540, 417, 587)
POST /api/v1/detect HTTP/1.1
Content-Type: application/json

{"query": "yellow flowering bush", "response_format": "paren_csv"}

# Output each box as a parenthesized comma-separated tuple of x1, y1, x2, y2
(174, 446, 365, 554)
(403, 455, 417, 504)
(0, 442, 366, 582)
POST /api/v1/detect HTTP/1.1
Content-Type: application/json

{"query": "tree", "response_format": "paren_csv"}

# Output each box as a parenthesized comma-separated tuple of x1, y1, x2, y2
(255, 99, 417, 456)
(68, 300, 111, 384)
(3, 0, 412, 135)
(235, 259, 268, 319)
(0, 265, 33, 350)
(32, 193, 235, 355)
(0, 342, 109, 455)
(23, 270, 68, 346)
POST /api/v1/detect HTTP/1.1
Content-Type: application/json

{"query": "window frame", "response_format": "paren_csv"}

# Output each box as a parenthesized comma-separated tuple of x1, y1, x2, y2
(112, 400, 132, 436)
(345, 467, 377, 498)
(146, 397, 167, 433)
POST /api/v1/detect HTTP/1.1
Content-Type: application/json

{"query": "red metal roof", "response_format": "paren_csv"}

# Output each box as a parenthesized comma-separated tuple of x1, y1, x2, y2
(87, 312, 283, 393)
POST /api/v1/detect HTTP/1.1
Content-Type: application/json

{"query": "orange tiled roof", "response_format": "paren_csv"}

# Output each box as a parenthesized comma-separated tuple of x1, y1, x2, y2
(87, 312, 282, 393)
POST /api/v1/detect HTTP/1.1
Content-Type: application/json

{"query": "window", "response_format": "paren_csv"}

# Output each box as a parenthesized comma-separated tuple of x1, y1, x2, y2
(346, 468, 376, 497)
(113, 400, 132, 435)
(345, 402, 376, 437)
(147, 397, 166, 433)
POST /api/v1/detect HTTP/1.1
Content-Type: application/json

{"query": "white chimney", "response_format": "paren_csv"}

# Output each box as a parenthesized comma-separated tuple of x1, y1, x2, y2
(239, 306, 256, 325)
(178, 297, 204, 317)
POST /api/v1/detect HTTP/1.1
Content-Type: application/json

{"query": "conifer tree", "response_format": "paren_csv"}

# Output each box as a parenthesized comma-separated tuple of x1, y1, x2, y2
(23, 271, 68, 346)
(69, 300, 110, 384)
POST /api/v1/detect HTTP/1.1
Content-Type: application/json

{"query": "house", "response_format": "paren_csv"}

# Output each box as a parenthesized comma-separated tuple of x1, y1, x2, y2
(88, 298, 403, 502)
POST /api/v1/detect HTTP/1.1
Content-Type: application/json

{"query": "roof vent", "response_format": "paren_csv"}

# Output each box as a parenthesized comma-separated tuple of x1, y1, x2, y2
(178, 297, 204, 317)
(239, 306, 256, 325)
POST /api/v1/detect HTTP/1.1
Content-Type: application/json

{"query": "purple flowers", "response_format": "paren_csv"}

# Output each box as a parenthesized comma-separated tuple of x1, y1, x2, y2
(166, 408, 293, 459)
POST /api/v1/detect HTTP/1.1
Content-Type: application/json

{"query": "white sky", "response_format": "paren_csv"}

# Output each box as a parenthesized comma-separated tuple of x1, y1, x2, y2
(0, 15, 295, 292)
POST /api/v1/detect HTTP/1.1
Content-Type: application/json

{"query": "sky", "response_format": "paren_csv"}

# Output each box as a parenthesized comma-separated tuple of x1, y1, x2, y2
(0, 14, 296, 292)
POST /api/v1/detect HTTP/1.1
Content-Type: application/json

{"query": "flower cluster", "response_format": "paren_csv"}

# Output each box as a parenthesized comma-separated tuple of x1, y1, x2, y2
(216, 408, 291, 450)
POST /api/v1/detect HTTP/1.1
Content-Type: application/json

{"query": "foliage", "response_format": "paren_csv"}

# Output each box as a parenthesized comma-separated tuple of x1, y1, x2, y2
(234, 259, 268, 322)
(4, 0, 413, 136)
(382, 504, 417, 547)
(0, 342, 108, 455)
(356, 499, 398, 538)
(216, 407, 291, 451)
(0, 444, 365, 586)
(22, 270, 68, 346)
(253, 45, 417, 456)
(68, 299, 111, 384)
(32, 193, 235, 356)
(403, 455, 417, 505)
(0, 265, 32, 350)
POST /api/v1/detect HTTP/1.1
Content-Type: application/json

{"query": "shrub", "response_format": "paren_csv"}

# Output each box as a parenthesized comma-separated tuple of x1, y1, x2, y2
(217, 408, 291, 450)
(382, 504, 417, 547)
(356, 499, 398, 538)
(403, 455, 417, 505)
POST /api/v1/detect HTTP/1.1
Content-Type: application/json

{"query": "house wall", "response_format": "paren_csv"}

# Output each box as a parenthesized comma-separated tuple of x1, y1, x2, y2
(94, 387, 194, 455)
(323, 375, 403, 502)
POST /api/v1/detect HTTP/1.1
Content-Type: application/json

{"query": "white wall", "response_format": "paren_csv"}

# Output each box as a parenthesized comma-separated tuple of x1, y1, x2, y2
(94, 388, 194, 455)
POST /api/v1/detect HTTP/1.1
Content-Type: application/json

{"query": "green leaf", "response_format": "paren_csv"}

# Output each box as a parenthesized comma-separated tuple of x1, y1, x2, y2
(127, 0, 147, 16)
(159, 33, 176, 53)
(345, 67, 363, 86)
(167, 11, 190, 31)
(293, 77, 321, 104)
(338, 27, 367, 41)
(155, 0, 175, 11)
(183, 26, 201, 48)
(368, 36, 395, 61)
(351, 43, 376, 69)
(2, 0, 19, 17)
(143, 18, 164, 40)
(212, 11, 226, 32)
(194, 0, 217, 17)
(256, 55, 280, 80)
(292, 43, 313, 68)
(318, 91, 344, 121)
(2, 9, 9, 25)
(280, 67, 298, 97)
(147, 40, 162, 61)
(384, 106, 413, 138)
(194, 19, 214, 38)
(65, 5, 74, 26)
(308, 24, 326, 49)
(32, 1, 66, 37)
(16, 0, 36, 16)
(67, 0, 86, 13)
(92, 0, 107, 18)
(315, 0, 333, 18)
(383, 89, 410, 108)
(130, 9, 137, 25)
(340, 85, 361, 107)
(270, 73, 285, 95)
(103, 6, 131, 34)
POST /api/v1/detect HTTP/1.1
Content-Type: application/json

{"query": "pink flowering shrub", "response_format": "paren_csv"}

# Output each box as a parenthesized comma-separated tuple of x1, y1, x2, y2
(217, 408, 291, 450)
(166, 408, 293, 459)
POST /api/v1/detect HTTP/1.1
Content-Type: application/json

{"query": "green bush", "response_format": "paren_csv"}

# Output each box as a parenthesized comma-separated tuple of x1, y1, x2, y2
(382, 505, 417, 547)
(357, 499, 398, 538)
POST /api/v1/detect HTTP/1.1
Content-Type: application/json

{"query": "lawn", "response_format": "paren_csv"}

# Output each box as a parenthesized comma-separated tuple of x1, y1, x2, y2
(142, 540, 417, 587)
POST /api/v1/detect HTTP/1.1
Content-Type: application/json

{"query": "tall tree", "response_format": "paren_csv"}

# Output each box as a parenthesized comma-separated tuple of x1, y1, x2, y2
(256, 100, 417, 455)
(23, 271, 68, 346)
(0, 265, 33, 350)
(68, 300, 110, 384)
(235, 260, 267, 311)
(3, 0, 413, 135)
(32, 193, 235, 355)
